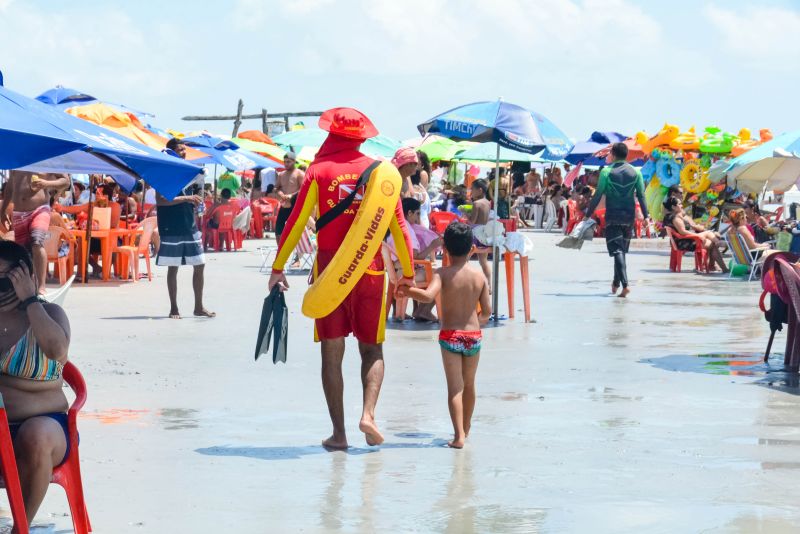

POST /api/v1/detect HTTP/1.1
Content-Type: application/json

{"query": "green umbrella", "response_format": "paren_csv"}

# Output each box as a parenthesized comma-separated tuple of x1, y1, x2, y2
(231, 137, 286, 162)
(272, 128, 400, 159)
(452, 142, 550, 163)
(418, 137, 476, 162)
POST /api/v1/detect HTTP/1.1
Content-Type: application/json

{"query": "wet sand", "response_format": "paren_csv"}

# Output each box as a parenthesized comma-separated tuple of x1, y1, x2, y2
(21, 231, 800, 532)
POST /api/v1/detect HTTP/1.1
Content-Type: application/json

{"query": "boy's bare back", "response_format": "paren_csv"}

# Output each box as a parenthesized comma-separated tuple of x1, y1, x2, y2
(437, 261, 490, 331)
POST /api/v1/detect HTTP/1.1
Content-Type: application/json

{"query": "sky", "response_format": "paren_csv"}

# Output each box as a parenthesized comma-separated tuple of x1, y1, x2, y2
(1, 0, 799, 144)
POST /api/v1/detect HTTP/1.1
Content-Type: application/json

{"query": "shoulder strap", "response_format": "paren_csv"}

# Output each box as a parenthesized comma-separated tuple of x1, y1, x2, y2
(315, 160, 382, 233)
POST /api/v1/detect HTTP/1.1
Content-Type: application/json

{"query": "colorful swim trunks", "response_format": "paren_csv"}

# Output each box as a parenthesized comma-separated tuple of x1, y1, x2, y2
(438, 330, 482, 356)
(12, 205, 51, 249)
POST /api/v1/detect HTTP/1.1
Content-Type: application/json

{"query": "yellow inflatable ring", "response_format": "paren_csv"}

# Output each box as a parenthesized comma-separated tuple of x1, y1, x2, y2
(302, 162, 402, 319)
(680, 161, 710, 194)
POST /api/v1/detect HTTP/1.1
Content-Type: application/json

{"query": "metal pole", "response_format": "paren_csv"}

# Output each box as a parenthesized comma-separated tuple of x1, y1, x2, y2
(491, 143, 501, 323)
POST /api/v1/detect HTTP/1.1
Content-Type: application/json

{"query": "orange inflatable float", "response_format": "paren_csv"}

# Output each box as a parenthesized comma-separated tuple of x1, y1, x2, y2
(635, 123, 679, 154)
(669, 126, 700, 151)
(731, 128, 774, 157)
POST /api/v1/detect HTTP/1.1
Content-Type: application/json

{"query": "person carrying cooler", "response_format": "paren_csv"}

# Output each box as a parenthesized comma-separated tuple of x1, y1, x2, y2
(398, 222, 491, 448)
(584, 142, 650, 298)
(268, 107, 415, 450)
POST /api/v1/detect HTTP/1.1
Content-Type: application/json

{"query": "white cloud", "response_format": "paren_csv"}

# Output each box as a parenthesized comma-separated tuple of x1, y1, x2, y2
(705, 4, 800, 70)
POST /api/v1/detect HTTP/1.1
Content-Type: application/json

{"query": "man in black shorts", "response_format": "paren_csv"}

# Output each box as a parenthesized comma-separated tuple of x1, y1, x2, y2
(584, 142, 650, 298)
(274, 151, 304, 242)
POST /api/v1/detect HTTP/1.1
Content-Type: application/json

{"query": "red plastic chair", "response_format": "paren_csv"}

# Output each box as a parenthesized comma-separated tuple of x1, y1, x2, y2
(249, 202, 264, 239)
(206, 208, 237, 252)
(51, 362, 91, 534)
(0, 400, 29, 533)
(665, 227, 708, 272)
(261, 198, 279, 232)
(429, 211, 459, 234)
(565, 200, 583, 235)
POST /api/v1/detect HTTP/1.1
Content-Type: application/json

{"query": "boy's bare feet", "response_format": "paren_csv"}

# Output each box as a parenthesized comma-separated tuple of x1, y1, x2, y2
(194, 308, 216, 318)
(322, 435, 348, 451)
(169, 309, 181, 319)
(359, 418, 385, 446)
(448, 436, 465, 449)
(618, 287, 630, 298)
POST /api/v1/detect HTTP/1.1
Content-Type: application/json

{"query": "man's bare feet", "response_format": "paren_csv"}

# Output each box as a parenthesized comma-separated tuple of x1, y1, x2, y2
(611, 284, 619, 294)
(322, 435, 348, 451)
(618, 287, 630, 298)
(194, 308, 216, 318)
(359, 418, 385, 446)
(448, 437, 465, 449)
(169, 309, 181, 319)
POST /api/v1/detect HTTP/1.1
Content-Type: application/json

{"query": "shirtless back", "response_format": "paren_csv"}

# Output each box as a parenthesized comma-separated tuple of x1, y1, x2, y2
(469, 198, 490, 226)
(436, 260, 490, 331)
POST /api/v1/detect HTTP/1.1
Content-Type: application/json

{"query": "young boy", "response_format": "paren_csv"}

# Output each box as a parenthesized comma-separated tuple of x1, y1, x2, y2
(397, 222, 491, 448)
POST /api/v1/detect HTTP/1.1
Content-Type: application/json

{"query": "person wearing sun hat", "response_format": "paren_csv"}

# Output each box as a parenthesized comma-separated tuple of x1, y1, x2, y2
(391, 147, 419, 198)
(268, 107, 415, 451)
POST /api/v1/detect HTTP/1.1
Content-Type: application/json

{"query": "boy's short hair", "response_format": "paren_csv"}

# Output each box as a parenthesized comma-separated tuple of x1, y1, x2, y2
(443, 221, 473, 257)
(611, 142, 628, 160)
(401, 197, 421, 217)
(221, 188, 232, 199)
(471, 179, 488, 196)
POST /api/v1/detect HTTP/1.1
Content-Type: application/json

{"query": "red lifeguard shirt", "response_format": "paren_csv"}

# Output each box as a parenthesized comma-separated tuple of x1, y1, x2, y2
(272, 134, 414, 277)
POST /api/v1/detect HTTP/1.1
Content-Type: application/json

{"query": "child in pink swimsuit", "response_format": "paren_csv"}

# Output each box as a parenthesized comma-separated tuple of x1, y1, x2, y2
(397, 222, 491, 448)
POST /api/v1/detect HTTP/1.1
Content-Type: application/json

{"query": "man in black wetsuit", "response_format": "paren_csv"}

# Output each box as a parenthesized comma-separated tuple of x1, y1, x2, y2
(584, 142, 649, 298)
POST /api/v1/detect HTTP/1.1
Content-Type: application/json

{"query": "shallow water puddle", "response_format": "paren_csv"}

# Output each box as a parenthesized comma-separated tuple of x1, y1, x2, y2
(83, 407, 200, 429)
(642, 353, 774, 377)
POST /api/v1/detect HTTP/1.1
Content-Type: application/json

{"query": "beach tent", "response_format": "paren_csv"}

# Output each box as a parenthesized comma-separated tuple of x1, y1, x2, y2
(726, 131, 800, 194)
(418, 99, 572, 320)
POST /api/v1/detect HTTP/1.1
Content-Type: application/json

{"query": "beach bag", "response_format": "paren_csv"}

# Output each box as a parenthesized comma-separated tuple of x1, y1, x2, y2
(255, 286, 288, 364)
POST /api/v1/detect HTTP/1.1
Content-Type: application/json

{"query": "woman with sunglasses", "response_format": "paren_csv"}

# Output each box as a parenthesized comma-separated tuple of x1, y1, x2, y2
(0, 240, 71, 527)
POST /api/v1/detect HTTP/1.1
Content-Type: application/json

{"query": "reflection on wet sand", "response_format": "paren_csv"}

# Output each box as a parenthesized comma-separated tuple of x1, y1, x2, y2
(319, 453, 346, 531)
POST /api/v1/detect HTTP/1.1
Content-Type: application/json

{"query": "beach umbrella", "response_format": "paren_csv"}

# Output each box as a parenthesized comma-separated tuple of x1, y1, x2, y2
(182, 135, 281, 171)
(726, 131, 800, 194)
(418, 99, 572, 321)
(272, 127, 401, 159)
(36, 85, 154, 117)
(452, 142, 549, 164)
(417, 137, 476, 162)
(565, 131, 628, 165)
(592, 137, 646, 165)
(231, 137, 287, 163)
(0, 84, 199, 199)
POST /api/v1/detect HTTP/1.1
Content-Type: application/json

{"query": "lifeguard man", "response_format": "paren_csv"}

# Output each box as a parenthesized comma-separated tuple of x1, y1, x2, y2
(269, 108, 414, 450)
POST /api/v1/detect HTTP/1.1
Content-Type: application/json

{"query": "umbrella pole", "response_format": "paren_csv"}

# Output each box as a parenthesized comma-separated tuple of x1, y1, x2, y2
(213, 165, 218, 202)
(491, 144, 501, 323)
(84, 175, 95, 284)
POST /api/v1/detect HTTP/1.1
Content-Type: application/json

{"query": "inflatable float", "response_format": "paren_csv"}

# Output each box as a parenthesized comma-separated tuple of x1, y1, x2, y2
(699, 126, 736, 154)
(301, 161, 403, 319)
(680, 160, 711, 194)
(636, 123, 679, 154)
(731, 128, 774, 157)
(645, 176, 668, 222)
(669, 126, 700, 151)
(655, 153, 681, 187)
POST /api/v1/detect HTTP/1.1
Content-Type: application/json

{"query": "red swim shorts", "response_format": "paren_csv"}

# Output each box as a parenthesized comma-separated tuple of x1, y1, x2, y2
(438, 330, 482, 356)
(314, 249, 387, 344)
(12, 205, 51, 249)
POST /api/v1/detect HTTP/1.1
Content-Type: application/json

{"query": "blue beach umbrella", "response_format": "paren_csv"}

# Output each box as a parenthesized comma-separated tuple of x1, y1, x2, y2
(565, 131, 628, 165)
(0, 84, 199, 200)
(182, 135, 281, 171)
(418, 99, 572, 321)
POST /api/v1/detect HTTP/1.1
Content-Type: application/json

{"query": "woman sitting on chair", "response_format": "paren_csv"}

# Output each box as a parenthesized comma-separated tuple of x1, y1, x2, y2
(729, 208, 771, 257)
(0, 241, 71, 526)
(663, 197, 728, 273)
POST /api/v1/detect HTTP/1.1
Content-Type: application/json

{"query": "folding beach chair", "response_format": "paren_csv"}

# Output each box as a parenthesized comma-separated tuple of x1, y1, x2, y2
(726, 231, 766, 281)
(286, 228, 316, 272)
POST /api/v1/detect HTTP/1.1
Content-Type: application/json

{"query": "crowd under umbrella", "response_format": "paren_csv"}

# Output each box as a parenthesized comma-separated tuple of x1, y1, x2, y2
(418, 99, 573, 321)
(725, 130, 800, 194)
(0, 83, 201, 282)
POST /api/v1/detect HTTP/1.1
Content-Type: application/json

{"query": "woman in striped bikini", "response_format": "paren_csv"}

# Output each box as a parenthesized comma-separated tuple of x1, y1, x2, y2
(0, 241, 71, 527)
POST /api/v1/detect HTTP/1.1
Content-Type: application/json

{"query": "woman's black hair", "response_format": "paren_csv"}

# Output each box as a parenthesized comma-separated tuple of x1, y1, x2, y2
(0, 240, 34, 273)
(663, 196, 680, 211)
(416, 150, 432, 175)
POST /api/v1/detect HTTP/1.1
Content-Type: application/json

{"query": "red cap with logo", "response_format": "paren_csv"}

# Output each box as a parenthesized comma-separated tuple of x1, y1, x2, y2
(318, 107, 379, 141)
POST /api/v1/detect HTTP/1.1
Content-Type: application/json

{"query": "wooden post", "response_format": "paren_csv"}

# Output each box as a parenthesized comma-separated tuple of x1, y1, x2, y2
(261, 109, 268, 134)
(284, 116, 290, 132)
(232, 99, 244, 138)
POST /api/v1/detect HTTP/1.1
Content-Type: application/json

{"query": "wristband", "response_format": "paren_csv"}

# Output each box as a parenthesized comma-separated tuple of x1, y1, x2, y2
(18, 295, 42, 311)
(271, 268, 284, 275)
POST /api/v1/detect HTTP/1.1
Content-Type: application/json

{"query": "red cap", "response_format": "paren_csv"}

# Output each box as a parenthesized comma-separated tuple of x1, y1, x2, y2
(318, 107, 378, 140)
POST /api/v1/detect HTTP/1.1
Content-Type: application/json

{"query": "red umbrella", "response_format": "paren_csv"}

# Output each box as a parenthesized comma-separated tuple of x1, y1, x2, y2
(592, 137, 646, 163)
